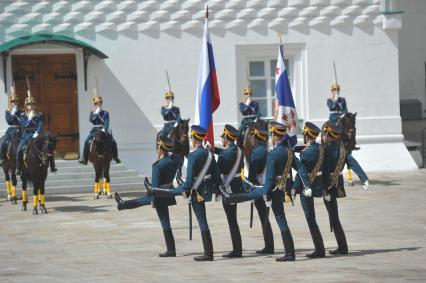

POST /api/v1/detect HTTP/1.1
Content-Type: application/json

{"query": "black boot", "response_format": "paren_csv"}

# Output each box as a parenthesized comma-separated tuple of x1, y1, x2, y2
(256, 220, 274, 254)
(223, 226, 242, 258)
(194, 230, 214, 261)
(159, 229, 176, 257)
(329, 223, 348, 255)
(112, 140, 121, 164)
(276, 230, 295, 262)
(15, 157, 22, 176)
(115, 194, 144, 211)
(306, 226, 325, 258)
(78, 144, 89, 165)
(223, 193, 251, 205)
(49, 157, 57, 172)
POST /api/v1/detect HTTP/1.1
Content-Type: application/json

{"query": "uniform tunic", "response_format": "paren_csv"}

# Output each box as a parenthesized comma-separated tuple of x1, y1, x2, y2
(238, 101, 260, 135)
(327, 97, 348, 124)
(161, 106, 181, 136)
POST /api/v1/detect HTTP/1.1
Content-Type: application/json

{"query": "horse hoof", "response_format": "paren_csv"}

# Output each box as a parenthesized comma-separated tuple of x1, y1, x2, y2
(11, 197, 18, 205)
(94, 195, 99, 200)
(107, 194, 113, 199)
(102, 189, 107, 195)
(7, 195, 11, 201)
(32, 208, 38, 215)
(40, 206, 48, 214)
(22, 204, 27, 211)
(348, 181, 354, 186)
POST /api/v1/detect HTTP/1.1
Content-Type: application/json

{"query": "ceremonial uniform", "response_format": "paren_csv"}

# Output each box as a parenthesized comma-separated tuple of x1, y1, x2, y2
(327, 83, 348, 124)
(161, 106, 181, 136)
(248, 126, 274, 254)
(215, 125, 244, 258)
(238, 87, 260, 137)
(322, 124, 369, 255)
(0, 95, 25, 164)
(293, 122, 326, 258)
(225, 122, 303, 262)
(115, 136, 179, 257)
(80, 96, 120, 164)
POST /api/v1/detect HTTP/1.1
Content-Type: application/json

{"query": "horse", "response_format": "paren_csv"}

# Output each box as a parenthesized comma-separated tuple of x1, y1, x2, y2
(89, 130, 113, 199)
(1, 129, 21, 204)
(21, 132, 57, 214)
(241, 119, 269, 161)
(156, 118, 190, 177)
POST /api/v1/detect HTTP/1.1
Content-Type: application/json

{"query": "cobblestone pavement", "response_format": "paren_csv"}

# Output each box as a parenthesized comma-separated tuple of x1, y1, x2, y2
(0, 170, 425, 283)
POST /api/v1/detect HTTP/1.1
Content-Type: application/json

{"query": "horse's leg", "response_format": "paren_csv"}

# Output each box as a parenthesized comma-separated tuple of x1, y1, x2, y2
(21, 173, 28, 211)
(94, 165, 101, 199)
(4, 169, 11, 201)
(32, 181, 39, 215)
(11, 170, 18, 204)
(346, 164, 353, 186)
(101, 166, 107, 195)
(39, 181, 47, 214)
(104, 162, 112, 199)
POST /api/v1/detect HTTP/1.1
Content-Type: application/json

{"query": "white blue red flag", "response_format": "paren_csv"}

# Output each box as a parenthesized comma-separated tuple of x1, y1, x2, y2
(274, 44, 300, 148)
(194, 8, 220, 147)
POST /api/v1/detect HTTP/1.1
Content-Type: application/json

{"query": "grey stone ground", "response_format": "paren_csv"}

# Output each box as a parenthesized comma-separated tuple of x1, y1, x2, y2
(0, 170, 425, 283)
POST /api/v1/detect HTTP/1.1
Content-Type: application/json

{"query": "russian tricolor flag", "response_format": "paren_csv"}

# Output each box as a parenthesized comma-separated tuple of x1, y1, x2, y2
(274, 44, 300, 148)
(194, 7, 220, 147)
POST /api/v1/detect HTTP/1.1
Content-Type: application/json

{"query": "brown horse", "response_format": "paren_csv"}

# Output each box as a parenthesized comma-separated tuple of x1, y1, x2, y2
(89, 130, 113, 199)
(241, 119, 268, 161)
(1, 130, 21, 204)
(21, 132, 57, 214)
(337, 112, 358, 153)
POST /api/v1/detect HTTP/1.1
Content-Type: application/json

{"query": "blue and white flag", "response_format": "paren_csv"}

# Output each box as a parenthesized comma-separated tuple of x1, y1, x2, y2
(274, 44, 300, 148)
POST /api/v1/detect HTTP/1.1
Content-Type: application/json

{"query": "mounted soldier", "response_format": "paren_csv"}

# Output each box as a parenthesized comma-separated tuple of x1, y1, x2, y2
(327, 63, 348, 125)
(16, 83, 56, 176)
(78, 87, 120, 165)
(214, 124, 244, 258)
(114, 135, 180, 257)
(238, 87, 260, 139)
(160, 71, 181, 137)
(1, 86, 25, 167)
(292, 122, 326, 258)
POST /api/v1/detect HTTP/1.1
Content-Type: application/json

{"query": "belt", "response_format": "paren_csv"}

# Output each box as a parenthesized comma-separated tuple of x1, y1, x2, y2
(164, 120, 176, 124)
(243, 115, 256, 118)
(315, 171, 322, 176)
(93, 125, 104, 128)
(330, 111, 343, 114)
(8, 125, 19, 128)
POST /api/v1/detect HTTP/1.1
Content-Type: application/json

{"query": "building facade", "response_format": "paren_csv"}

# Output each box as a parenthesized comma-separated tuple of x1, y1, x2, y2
(0, 0, 418, 174)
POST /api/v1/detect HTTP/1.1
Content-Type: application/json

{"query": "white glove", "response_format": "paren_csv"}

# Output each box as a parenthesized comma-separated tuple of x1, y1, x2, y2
(95, 107, 101, 114)
(166, 101, 173, 109)
(28, 111, 35, 120)
(32, 132, 38, 139)
(303, 187, 313, 198)
(215, 193, 222, 202)
(245, 97, 251, 105)
(291, 188, 296, 199)
(362, 180, 369, 191)
(184, 196, 192, 205)
(11, 107, 17, 115)
(265, 199, 272, 208)
(101, 128, 106, 133)
(173, 121, 178, 127)
(203, 141, 212, 151)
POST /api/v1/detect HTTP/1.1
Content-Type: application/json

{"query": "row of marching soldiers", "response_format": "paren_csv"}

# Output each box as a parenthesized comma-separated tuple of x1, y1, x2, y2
(114, 88, 369, 262)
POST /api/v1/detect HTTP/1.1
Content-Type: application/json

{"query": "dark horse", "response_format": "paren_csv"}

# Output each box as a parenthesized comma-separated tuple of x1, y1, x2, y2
(337, 112, 359, 153)
(1, 129, 21, 204)
(156, 118, 190, 177)
(241, 119, 269, 161)
(90, 130, 113, 199)
(21, 132, 57, 214)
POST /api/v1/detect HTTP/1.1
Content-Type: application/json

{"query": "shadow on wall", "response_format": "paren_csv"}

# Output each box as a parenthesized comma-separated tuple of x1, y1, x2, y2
(84, 59, 157, 176)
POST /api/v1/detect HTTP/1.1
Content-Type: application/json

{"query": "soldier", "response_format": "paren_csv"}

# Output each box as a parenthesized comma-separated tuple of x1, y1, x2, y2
(149, 125, 222, 261)
(292, 122, 326, 258)
(214, 124, 244, 258)
(16, 96, 57, 175)
(79, 95, 120, 165)
(322, 123, 369, 255)
(114, 135, 179, 257)
(327, 82, 348, 125)
(160, 91, 181, 136)
(0, 87, 25, 166)
(224, 121, 305, 262)
(238, 87, 260, 137)
(248, 125, 274, 254)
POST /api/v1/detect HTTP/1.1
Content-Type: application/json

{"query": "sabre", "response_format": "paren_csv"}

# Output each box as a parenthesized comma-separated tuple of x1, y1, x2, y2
(165, 70, 171, 92)
(25, 75, 31, 97)
(333, 61, 338, 85)
(94, 76, 99, 97)
(249, 201, 254, 228)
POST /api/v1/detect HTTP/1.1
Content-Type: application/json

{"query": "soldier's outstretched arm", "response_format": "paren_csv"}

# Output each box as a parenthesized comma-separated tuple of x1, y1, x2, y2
(346, 153, 368, 183)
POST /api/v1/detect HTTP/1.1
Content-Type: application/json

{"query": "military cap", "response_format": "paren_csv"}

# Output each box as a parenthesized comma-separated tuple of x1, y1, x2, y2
(191, 125, 207, 140)
(326, 123, 344, 138)
(221, 124, 239, 141)
(303, 121, 321, 139)
(9, 95, 19, 103)
(269, 121, 287, 137)
(158, 135, 173, 152)
(164, 91, 174, 99)
(252, 125, 268, 141)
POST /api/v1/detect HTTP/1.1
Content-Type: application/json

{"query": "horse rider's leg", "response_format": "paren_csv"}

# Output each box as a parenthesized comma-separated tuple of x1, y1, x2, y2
(16, 135, 28, 175)
(4, 170, 11, 200)
(11, 170, 18, 204)
(79, 134, 92, 164)
(104, 162, 112, 199)
(49, 155, 57, 173)
(94, 167, 101, 199)
(21, 174, 28, 211)
(0, 134, 8, 165)
(110, 135, 121, 164)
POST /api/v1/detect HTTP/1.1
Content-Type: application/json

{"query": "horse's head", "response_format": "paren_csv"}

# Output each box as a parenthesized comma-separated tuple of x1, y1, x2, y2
(176, 118, 189, 144)
(38, 133, 57, 166)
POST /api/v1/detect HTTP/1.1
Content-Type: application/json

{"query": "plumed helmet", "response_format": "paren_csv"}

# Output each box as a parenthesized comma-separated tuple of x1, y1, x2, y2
(24, 96, 37, 105)
(92, 96, 103, 104)
(164, 91, 174, 99)
(242, 87, 253, 95)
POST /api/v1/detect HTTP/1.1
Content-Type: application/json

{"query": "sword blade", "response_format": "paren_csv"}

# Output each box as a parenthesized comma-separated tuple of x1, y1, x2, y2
(249, 202, 253, 228)
(189, 203, 193, 240)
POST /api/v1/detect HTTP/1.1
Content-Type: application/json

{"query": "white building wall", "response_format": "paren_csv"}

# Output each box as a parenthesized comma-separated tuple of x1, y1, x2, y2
(0, 0, 418, 174)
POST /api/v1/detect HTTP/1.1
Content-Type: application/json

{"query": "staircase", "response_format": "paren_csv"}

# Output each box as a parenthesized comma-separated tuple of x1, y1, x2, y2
(0, 160, 147, 197)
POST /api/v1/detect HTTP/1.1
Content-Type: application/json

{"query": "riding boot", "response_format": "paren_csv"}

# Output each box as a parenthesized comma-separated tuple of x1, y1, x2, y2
(15, 156, 22, 176)
(194, 230, 214, 261)
(112, 141, 121, 164)
(306, 226, 325, 258)
(257, 220, 274, 254)
(276, 230, 295, 262)
(78, 143, 89, 165)
(49, 157, 57, 172)
(159, 229, 176, 257)
(329, 222, 348, 255)
(223, 193, 251, 205)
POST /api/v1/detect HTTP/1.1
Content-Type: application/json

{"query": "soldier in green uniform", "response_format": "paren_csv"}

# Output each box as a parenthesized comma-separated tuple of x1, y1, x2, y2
(114, 135, 179, 257)
(248, 125, 274, 254)
(149, 125, 222, 261)
(292, 122, 326, 258)
(322, 123, 369, 255)
(224, 121, 307, 262)
(214, 124, 244, 258)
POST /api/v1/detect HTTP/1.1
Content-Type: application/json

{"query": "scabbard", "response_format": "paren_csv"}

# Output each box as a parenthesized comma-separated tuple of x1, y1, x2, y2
(249, 202, 253, 228)
(189, 203, 193, 241)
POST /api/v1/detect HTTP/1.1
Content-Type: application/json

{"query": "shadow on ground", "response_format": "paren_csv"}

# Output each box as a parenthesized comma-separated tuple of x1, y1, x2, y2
(51, 205, 110, 213)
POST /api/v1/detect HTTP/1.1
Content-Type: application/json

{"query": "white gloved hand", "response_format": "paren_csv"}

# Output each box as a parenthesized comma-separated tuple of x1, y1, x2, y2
(362, 180, 369, 191)
(265, 199, 272, 208)
(215, 193, 222, 202)
(184, 196, 192, 205)
(303, 187, 313, 198)
(173, 121, 178, 127)
(28, 111, 35, 120)
(203, 141, 212, 151)
(291, 188, 297, 199)
(11, 107, 17, 115)
(32, 132, 38, 139)
(95, 107, 101, 114)
(166, 101, 173, 109)
(101, 128, 106, 133)
(245, 97, 251, 105)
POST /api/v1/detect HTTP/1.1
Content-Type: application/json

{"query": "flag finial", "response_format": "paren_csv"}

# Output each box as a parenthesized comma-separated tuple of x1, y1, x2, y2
(205, 5, 208, 18)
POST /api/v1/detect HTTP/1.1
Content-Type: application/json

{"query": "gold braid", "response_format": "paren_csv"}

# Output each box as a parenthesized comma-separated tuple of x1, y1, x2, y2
(276, 147, 293, 191)
(330, 142, 346, 188)
(309, 145, 324, 183)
